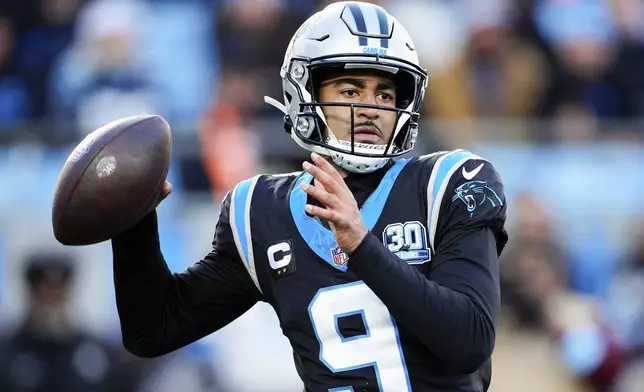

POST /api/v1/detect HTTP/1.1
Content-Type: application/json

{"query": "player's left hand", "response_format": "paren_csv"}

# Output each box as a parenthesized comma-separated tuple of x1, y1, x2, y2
(301, 152, 368, 255)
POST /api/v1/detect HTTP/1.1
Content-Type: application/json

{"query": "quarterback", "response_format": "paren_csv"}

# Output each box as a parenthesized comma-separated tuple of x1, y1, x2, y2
(111, 2, 508, 391)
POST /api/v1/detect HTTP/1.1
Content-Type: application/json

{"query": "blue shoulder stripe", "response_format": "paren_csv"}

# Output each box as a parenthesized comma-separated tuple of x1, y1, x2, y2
(426, 150, 482, 250)
(229, 175, 262, 293)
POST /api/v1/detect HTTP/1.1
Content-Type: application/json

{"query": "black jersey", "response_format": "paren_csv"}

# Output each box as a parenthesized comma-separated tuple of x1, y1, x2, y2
(111, 149, 508, 392)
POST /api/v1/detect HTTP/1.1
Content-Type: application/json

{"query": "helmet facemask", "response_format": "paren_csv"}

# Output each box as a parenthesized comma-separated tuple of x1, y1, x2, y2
(278, 54, 426, 173)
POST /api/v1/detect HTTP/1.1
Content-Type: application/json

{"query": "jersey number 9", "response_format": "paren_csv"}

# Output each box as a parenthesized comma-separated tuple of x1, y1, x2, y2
(308, 281, 411, 391)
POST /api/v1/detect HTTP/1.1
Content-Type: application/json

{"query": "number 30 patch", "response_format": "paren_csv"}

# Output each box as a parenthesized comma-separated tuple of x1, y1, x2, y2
(382, 221, 430, 264)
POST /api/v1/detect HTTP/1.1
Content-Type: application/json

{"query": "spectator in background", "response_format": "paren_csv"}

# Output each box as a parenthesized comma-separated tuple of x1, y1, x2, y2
(605, 220, 644, 392)
(492, 194, 623, 392)
(50, 0, 163, 137)
(0, 14, 30, 128)
(214, 0, 303, 118)
(610, 0, 644, 43)
(534, 0, 644, 141)
(197, 99, 260, 199)
(0, 252, 138, 392)
(10, 0, 83, 122)
(0, 249, 220, 392)
(385, 0, 548, 147)
(438, 0, 547, 120)
(196, 0, 306, 194)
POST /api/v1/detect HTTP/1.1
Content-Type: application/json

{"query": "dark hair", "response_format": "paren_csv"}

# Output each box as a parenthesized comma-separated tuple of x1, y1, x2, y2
(24, 253, 75, 288)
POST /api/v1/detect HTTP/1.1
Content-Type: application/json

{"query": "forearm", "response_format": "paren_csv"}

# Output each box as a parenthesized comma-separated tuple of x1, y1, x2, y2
(111, 210, 260, 357)
(110, 210, 177, 356)
(348, 231, 498, 372)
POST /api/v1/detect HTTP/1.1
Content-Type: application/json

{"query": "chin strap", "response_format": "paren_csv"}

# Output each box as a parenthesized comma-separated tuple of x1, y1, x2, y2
(264, 96, 288, 115)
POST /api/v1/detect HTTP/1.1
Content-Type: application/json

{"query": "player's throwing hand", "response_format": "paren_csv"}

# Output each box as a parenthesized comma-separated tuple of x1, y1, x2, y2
(301, 152, 368, 255)
(156, 181, 173, 207)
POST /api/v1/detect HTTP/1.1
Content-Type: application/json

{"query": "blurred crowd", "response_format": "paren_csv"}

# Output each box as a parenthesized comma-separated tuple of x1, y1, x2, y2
(1, 0, 644, 189)
(1, 0, 644, 391)
(0, 252, 218, 392)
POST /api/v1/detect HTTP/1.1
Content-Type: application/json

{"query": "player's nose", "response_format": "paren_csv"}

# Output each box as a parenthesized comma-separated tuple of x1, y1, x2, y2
(355, 94, 380, 119)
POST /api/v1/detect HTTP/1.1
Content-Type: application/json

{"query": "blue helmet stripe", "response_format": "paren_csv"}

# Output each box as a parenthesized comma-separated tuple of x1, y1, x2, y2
(375, 6, 389, 48)
(346, 3, 368, 46)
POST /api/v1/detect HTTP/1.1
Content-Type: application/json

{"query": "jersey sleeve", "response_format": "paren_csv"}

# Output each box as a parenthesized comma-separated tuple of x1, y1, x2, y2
(423, 151, 507, 367)
(111, 190, 262, 358)
(347, 151, 509, 372)
(429, 152, 508, 256)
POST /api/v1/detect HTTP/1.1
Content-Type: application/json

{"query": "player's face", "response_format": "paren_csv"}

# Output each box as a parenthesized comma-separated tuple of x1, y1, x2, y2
(318, 72, 397, 145)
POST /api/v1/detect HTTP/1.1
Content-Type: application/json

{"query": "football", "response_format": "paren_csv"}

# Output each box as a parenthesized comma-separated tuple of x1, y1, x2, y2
(52, 114, 172, 246)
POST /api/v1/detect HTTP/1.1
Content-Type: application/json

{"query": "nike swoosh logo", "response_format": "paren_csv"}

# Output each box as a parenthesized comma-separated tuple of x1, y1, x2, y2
(462, 163, 484, 180)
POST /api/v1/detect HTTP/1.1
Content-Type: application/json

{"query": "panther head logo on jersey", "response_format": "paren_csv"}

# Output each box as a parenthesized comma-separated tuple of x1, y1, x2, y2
(452, 181, 503, 217)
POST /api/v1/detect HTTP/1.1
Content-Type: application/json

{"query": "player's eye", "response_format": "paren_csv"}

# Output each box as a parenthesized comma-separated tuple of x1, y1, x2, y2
(378, 92, 394, 101)
(341, 89, 359, 98)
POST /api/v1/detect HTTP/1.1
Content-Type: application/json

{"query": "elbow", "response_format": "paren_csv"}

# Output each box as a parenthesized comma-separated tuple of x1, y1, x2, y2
(457, 339, 495, 373)
(434, 300, 496, 373)
(419, 324, 495, 373)
(442, 334, 494, 374)
(454, 319, 496, 373)
(453, 292, 498, 373)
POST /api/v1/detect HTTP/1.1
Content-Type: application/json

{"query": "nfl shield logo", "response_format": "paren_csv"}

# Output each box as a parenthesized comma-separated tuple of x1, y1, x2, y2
(331, 247, 348, 266)
(69, 134, 94, 162)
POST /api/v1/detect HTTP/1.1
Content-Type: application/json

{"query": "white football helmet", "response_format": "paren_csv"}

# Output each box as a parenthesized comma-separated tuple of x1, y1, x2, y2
(264, 1, 428, 174)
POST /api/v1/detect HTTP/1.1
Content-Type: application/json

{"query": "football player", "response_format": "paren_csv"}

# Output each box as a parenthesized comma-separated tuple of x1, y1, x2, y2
(111, 2, 508, 391)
